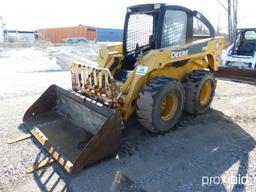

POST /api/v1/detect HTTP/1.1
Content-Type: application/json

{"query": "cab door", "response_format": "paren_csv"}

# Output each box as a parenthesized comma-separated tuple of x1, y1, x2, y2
(159, 7, 192, 48)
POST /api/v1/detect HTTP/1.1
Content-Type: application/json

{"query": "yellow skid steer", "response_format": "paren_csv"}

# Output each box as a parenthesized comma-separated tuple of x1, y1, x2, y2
(15, 4, 225, 174)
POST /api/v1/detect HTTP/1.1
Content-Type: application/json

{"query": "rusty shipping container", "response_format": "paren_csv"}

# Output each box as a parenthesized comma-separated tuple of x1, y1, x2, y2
(38, 25, 96, 43)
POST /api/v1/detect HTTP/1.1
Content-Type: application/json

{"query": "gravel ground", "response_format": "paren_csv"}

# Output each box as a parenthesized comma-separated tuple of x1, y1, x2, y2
(0, 47, 256, 191)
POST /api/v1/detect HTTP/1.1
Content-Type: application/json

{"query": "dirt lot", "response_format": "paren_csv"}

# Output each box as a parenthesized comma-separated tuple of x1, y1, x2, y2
(0, 47, 256, 191)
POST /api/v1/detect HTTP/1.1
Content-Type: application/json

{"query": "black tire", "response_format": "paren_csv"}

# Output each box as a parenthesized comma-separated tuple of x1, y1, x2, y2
(184, 70, 216, 114)
(136, 77, 185, 133)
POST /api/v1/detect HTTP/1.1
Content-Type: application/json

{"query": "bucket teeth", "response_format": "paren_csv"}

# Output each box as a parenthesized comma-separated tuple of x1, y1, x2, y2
(26, 158, 55, 174)
(7, 133, 32, 144)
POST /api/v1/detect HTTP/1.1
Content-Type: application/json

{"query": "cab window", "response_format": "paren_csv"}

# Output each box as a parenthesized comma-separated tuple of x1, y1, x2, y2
(161, 10, 187, 48)
(244, 31, 256, 40)
(193, 17, 210, 40)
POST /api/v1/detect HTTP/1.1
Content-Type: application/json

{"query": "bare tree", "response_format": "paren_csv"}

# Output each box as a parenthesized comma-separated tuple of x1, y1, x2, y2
(227, 0, 232, 40)
(232, 0, 238, 41)
(217, 0, 238, 42)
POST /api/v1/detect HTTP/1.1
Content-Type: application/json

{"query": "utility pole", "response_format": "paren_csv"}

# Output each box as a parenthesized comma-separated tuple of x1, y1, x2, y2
(227, 0, 232, 41)
(216, 0, 238, 43)
(217, 12, 221, 35)
(232, 0, 238, 42)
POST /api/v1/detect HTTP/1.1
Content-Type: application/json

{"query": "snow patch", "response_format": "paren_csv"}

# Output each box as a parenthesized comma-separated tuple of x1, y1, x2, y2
(230, 97, 247, 105)
(0, 48, 61, 73)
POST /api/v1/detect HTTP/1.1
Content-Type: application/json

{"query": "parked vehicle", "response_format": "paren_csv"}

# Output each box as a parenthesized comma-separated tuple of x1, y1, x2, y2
(10, 3, 225, 174)
(63, 37, 89, 44)
(222, 28, 256, 69)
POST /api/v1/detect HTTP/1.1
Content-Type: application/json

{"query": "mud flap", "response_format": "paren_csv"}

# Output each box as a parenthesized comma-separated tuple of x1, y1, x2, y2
(23, 85, 122, 174)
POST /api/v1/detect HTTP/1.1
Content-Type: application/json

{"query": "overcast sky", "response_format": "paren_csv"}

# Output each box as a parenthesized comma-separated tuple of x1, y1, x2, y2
(0, 0, 255, 32)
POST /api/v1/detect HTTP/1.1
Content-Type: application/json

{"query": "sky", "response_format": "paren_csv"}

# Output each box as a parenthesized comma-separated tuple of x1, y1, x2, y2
(0, 0, 256, 33)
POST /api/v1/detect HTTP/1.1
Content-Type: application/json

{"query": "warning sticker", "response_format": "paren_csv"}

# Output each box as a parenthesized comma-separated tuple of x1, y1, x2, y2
(136, 66, 148, 76)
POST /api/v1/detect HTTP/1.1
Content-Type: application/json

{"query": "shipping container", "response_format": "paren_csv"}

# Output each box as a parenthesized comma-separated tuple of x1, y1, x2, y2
(38, 25, 96, 43)
(96, 28, 123, 42)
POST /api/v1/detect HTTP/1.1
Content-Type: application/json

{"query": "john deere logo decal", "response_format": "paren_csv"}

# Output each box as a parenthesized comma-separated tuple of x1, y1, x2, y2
(171, 50, 189, 58)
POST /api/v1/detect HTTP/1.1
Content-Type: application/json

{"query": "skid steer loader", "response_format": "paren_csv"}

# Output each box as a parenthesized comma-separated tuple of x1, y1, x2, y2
(13, 4, 224, 174)
(222, 28, 256, 69)
(216, 28, 256, 83)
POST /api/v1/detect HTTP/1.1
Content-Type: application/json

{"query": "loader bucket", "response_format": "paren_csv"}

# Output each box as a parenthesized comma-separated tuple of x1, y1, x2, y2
(23, 85, 122, 174)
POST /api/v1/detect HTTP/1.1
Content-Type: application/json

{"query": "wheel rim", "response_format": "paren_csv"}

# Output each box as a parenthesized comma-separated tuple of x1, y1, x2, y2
(160, 93, 178, 121)
(199, 80, 212, 105)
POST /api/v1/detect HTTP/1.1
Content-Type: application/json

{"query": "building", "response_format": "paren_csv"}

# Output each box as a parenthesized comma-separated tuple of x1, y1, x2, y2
(0, 28, 3, 42)
(38, 25, 96, 43)
(0, 16, 5, 42)
(96, 28, 123, 42)
(6, 30, 36, 42)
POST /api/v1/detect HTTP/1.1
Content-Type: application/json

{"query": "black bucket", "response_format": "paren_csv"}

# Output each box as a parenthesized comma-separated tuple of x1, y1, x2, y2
(23, 85, 122, 174)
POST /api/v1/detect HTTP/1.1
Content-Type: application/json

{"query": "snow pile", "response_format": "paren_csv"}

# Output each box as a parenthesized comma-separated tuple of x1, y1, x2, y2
(0, 45, 100, 99)
(0, 48, 70, 99)
(0, 48, 61, 73)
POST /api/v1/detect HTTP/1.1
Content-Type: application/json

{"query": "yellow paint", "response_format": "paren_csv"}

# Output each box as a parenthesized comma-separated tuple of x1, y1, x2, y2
(26, 158, 55, 174)
(199, 80, 212, 105)
(119, 38, 224, 119)
(160, 93, 178, 121)
(71, 37, 225, 121)
(7, 133, 32, 144)
(97, 44, 123, 72)
(30, 128, 73, 173)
